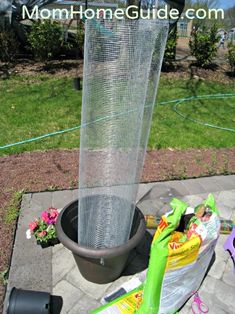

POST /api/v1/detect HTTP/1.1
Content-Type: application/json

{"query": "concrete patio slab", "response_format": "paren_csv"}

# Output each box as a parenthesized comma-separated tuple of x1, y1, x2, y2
(3, 176, 235, 314)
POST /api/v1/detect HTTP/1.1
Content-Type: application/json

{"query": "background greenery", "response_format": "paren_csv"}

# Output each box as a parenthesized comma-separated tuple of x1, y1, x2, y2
(28, 20, 63, 61)
(0, 76, 234, 156)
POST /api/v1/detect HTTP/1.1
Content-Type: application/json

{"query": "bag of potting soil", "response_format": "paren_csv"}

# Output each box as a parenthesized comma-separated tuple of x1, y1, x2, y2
(91, 194, 220, 314)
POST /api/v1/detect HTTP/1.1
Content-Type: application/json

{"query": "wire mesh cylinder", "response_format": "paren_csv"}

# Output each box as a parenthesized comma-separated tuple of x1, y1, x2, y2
(78, 18, 168, 249)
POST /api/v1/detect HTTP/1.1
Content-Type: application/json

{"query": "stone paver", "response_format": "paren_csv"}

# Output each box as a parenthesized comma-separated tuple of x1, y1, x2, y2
(213, 280, 235, 313)
(66, 267, 111, 300)
(53, 280, 84, 313)
(215, 235, 230, 262)
(231, 209, 235, 221)
(197, 176, 223, 193)
(68, 295, 101, 314)
(100, 273, 136, 299)
(31, 191, 53, 209)
(208, 255, 227, 280)
(72, 189, 79, 201)
(167, 180, 191, 196)
(180, 194, 206, 207)
(197, 292, 228, 314)
(198, 277, 229, 314)
(217, 190, 235, 209)
(4, 176, 235, 314)
(52, 190, 74, 209)
(214, 175, 235, 190)
(137, 198, 168, 217)
(52, 247, 76, 287)
(181, 178, 207, 194)
(179, 303, 191, 314)
(222, 258, 235, 288)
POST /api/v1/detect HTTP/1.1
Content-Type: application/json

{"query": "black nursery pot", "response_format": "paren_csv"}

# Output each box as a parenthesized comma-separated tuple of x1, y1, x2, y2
(56, 196, 146, 284)
(73, 77, 82, 90)
(7, 287, 50, 314)
(37, 238, 60, 249)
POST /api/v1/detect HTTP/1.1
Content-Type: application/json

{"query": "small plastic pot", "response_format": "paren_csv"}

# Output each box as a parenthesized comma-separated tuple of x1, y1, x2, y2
(37, 238, 60, 249)
(56, 196, 146, 284)
(73, 77, 82, 90)
(7, 287, 50, 314)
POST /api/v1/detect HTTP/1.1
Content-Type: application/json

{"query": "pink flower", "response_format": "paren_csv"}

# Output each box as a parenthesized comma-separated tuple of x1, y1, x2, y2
(48, 208, 59, 221)
(41, 208, 59, 225)
(41, 211, 49, 223)
(29, 221, 38, 231)
(46, 208, 59, 224)
(38, 230, 47, 238)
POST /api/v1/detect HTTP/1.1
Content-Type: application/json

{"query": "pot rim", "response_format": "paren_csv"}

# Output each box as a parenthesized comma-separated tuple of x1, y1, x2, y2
(56, 198, 146, 259)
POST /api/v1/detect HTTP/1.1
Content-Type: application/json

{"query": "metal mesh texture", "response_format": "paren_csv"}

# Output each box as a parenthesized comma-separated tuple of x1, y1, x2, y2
(78, 18, 168, 249)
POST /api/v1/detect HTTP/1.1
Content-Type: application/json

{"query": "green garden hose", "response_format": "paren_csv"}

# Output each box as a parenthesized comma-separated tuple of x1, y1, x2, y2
(0, 93, 235, 150)
(173, 93, 235, 133)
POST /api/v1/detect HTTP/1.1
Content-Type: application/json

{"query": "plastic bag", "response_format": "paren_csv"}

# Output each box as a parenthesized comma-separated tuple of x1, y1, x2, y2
(92, 194, 220, 314)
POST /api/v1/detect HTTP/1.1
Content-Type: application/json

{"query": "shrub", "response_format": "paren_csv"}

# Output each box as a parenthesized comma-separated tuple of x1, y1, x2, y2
(28, 20, 62, 61)
(228, 43, 235, 73)
(164, 27, 178, 62)
(0, 30, 19, 62)
(74, 22, 85, 58)
(189, 25, 219, 67)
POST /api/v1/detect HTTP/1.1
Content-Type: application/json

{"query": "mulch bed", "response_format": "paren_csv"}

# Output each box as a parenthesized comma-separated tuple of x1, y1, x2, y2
(1, 57, 234, 84)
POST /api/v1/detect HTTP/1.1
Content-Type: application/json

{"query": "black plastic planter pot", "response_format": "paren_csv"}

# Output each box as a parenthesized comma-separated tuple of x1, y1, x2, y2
(56, 196, 146, 284)
(37, 238, 60, 249)
(7, 287, 50, 314)
(73, 77, 82, 91)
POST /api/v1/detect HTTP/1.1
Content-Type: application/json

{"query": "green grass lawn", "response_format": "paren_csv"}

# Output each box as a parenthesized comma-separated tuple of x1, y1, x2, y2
(0, 75, 234, 156)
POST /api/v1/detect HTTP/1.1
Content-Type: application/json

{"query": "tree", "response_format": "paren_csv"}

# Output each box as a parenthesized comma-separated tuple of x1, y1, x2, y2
(223, 6, 235, 30)
(28, 20, 62, 61)
(163, 25, 178, 63)
(228, 42, 235, 73)
(189, 24, 219, 67)
(0, 29, 19, 62)
(184, 0, 221, 29)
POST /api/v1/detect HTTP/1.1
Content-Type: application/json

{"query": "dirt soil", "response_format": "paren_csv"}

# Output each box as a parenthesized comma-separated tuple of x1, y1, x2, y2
(0, 54, 234, 84)
(0, 59, 83, 79)
(162, 61, 234, 84)
(1, 147, 235, 310)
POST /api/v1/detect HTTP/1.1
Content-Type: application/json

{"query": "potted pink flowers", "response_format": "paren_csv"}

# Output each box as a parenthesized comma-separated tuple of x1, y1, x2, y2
(26, 207, 60, 248)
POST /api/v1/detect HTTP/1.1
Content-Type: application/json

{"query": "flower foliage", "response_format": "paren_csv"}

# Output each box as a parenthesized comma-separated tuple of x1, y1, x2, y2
(26, 208, 59, 243)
